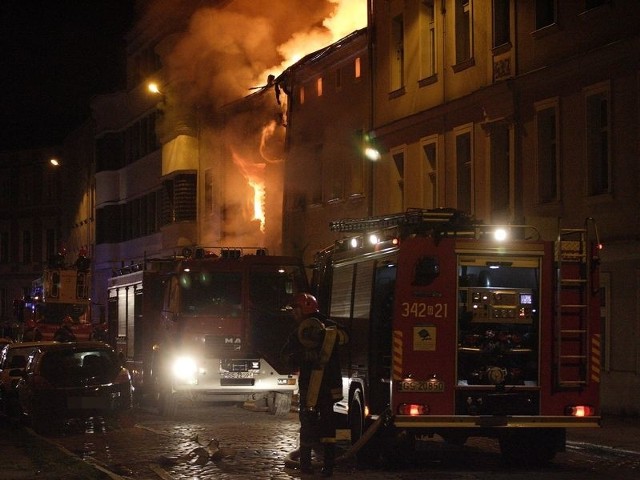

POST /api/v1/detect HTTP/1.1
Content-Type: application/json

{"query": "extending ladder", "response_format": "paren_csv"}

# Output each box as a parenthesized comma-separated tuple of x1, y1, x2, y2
(554, 228, 591, 388)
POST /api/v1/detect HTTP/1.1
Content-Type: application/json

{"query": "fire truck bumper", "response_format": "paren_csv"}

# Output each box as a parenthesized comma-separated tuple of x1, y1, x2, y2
(392, 415, 601, 429)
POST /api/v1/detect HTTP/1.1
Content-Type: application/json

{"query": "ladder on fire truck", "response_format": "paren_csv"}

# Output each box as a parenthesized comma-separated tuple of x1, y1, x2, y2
(554, 219, 599, 388)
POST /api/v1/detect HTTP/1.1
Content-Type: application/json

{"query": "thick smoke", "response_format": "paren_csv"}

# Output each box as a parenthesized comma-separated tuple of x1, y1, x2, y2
(145, 0, 366, 251)
(165, 0, 339, 108)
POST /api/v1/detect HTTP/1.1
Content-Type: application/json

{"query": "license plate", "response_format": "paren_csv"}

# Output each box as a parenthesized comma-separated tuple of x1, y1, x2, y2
(399, 379, 444, 392)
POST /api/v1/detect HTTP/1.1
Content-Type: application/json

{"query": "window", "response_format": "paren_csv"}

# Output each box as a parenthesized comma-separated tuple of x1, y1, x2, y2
(317, 77, 323, 97)
(421, 136, 438, 208)
(354, 57, 362, 79)
(493, 0, 510, 48)
(299, 86, 305, 105)
(123, 112, 158, 165)
(390, 14, 404, 91)
(455, 0, 473, 64)
(535, 100, 559, 203)
(585, 84, 611, 196)
(162, 174, 197, 224)
(419, 1, 437, 80)
(390, 147, 405, 211)
(535, 0, 556, 29)
(455, 127, 473, 213)
(335, 67, 342, 90)
(490, 125, 511, 219)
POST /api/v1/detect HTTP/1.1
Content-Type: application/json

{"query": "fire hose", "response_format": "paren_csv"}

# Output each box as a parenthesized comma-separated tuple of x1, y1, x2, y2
(283, 410, 388, 470)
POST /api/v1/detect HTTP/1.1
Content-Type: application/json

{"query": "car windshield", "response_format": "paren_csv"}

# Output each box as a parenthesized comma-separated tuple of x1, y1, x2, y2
(40, 349, 117, 386)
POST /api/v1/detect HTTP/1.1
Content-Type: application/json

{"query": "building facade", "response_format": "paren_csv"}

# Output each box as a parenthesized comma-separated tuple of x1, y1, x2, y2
(367, 0, 640, 415)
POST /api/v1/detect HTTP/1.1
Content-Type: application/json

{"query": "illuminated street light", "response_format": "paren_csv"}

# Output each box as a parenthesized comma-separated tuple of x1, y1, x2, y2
(148, 82, 161, 95)
(364, 146, 381, 161)
(49, 158, 60, 167)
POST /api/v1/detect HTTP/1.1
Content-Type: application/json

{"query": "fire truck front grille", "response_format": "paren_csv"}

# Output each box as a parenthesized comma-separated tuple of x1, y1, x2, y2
(204, 335, 241, 355)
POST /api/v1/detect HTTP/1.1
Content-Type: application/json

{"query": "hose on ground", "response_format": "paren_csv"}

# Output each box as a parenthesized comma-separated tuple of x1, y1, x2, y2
(283, 412, 386, 469)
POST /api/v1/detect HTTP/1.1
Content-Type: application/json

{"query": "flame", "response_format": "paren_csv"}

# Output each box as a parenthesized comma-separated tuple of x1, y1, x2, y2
(259, 0, 367, 81)
(249, 179, 266, 230)
(231, 150, 266, 232)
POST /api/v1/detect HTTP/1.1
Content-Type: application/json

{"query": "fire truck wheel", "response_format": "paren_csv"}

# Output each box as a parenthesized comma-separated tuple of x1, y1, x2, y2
(349, 389, 380, 466)
(267, 391, 292, 416)
(498, 428, 558, 465)
(158, 388, 178, 417)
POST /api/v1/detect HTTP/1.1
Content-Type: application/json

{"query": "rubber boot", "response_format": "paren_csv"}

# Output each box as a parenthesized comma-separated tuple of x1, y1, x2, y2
(299, 446, 314, 474)
(321, 443, 335, 477)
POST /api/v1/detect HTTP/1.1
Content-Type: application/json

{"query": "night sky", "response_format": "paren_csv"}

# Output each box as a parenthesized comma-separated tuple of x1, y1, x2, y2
(0, 1, 135, 151)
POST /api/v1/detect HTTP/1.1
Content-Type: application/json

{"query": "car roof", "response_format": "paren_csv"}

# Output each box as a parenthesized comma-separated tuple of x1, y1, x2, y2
(36, 341, 114, 353)
(6, 341, 58, 350)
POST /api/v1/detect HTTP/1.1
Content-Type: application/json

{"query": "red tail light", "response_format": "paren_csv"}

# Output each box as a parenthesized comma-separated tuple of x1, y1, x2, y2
(565, 405, 596, 417)
(397, 403, 429, 415)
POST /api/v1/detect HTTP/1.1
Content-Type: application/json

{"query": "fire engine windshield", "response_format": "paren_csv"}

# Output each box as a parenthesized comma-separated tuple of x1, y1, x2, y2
(178, 271, 242, 316)
(249, 264, 306, 313)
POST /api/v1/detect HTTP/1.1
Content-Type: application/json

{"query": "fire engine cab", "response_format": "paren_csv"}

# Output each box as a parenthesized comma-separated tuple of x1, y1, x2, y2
(107, 246, 308, 416)
(24, 253, 93, 341)
(312, 208, 601, 464)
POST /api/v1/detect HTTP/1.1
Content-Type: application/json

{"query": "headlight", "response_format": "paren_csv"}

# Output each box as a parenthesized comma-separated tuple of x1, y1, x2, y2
(171, 355, 198, 384)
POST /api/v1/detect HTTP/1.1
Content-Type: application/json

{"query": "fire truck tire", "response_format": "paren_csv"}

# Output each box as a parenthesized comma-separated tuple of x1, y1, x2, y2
(267, 391, 292, 416)
(498, 428, 558, 465)
(349, 389, 381, 465)
(158, 388, 178, 417)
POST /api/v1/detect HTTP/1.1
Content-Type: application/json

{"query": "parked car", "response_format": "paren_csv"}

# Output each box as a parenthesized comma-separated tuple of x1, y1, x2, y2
(0, 341, 57, 417)
(16, 341, 133, 433)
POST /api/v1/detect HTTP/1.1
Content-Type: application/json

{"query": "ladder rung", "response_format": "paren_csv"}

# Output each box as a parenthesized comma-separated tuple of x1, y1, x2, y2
(558, 380, 587, 386)
(560, 329, 587, 334)
(560, 355, 587, 360)
(560, 279, 587, 284)
(561, 228, 587, 234)
(559, 304, 588, 309)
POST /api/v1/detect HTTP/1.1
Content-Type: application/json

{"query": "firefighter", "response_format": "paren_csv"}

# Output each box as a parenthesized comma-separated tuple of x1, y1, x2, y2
(282, 293, 348, 477)
(53, 315, 76, 342)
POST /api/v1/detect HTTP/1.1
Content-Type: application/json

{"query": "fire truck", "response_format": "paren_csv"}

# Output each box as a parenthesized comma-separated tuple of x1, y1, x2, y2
(106, 246, 308, 416)
(311, 208, 601, 464)
(24, 253, 93, 341)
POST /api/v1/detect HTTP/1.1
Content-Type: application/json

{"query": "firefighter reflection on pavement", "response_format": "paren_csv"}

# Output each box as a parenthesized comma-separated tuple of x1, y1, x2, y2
(283, 293, 348, 477)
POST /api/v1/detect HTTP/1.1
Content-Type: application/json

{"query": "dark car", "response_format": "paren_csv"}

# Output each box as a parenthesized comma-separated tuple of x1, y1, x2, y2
(16, 341, 133, 433)
(0, 341, 57, 417)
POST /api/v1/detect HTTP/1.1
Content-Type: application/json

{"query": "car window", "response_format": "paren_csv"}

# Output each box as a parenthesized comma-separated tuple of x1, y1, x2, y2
(40, 349, 118, 386)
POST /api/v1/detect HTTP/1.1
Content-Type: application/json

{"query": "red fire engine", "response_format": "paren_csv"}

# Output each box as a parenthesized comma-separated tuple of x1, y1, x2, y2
(312, 208, 601, 464)
(24, 253, 93, 341)
(107, 246, 308, 416)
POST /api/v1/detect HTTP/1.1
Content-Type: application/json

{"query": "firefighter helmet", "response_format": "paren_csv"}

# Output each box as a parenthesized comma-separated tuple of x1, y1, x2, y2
(291, 292, 319, 316)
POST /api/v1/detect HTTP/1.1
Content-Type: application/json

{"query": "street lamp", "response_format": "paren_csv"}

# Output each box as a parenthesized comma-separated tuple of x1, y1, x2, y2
(49, 158, 60, 167)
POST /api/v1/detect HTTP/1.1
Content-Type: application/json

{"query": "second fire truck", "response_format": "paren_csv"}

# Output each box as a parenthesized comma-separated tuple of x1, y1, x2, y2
(312, 208, 602, 464)
(107, 246, 309, 415)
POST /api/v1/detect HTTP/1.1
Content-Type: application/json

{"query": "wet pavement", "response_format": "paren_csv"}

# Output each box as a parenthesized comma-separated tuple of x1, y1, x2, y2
(2, 401, 640, 480)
